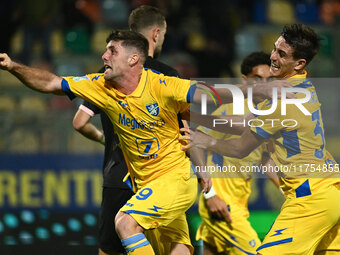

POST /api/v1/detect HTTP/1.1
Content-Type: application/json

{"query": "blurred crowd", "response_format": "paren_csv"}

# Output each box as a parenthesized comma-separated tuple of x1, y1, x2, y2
(1, 0, 340, 78)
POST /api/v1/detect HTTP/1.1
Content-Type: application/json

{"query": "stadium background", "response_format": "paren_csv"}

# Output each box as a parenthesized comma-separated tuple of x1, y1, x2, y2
(1, 0, 340, 254)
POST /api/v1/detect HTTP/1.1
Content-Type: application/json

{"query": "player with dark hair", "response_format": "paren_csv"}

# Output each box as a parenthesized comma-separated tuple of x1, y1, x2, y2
(72, 6, 178, 255)
(1, 29, 196, 255)
(180, 24, 340, 255)
(129, 5, 178, 75)
(195, 51, 279, 255)
(0, 25, 292, 255)
(241, 51, 271, 80)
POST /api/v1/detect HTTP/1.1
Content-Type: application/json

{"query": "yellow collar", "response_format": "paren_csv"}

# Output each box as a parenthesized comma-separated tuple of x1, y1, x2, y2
(110, 69, 148, 98)
(287, 71, 307, 86)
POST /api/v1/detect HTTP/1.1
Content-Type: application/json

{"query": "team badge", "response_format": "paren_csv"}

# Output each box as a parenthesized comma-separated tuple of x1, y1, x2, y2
(146, 103, 159, 117)
(249, 239, 256, 247)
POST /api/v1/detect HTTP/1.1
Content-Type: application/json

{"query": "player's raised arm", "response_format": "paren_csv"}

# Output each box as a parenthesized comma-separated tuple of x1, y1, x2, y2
(0, 53, 64, 95)
(180, 127, 264, 159)
(182, 110, 252, 135)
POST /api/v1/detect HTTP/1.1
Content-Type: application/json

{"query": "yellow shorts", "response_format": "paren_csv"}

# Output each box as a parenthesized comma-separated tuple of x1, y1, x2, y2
(145, 214, 194, 255)
(257, 183, 340, 255)
(196, 194, 260, 255)
(120, 172, 197, 253)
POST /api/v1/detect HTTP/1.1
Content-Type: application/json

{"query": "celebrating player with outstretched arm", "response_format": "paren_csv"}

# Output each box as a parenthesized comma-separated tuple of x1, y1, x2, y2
(72, 6, 182, 255)
(0, 28, 294, 255)
(1, 30, 198, 255)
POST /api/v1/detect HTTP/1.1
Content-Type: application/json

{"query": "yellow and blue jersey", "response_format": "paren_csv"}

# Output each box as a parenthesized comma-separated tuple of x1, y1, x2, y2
(196, 102, 266, 254)
(250, 72, 340, 195)
(198, 102, 267, 208)
(61, 68, 193, 189)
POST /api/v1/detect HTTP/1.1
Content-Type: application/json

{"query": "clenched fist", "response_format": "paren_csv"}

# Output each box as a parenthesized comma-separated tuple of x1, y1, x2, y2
(0, 53, 13, 71)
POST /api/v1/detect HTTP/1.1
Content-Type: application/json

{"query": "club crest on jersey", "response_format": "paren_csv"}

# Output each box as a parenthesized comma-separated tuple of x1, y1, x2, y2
(249, 239, 256, 247)
(146, 103, 159, 117)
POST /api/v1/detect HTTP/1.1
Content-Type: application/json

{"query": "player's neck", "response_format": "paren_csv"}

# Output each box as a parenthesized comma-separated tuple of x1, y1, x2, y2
(113, 67, 143, 95)
(148, 44, 155, 58)
(145, 36, 155, 58)
(148, 49, 154, 58)
(283, 69, 305, 79)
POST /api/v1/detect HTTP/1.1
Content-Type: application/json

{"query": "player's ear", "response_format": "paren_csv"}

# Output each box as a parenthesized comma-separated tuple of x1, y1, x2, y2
(128, 53, 140, 66)
(294, 58, 306, 72)
(152, 27, 160, 43)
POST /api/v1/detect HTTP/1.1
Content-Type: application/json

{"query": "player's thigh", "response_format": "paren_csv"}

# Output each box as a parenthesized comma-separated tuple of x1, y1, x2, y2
(120, 173, 197, 229)
(145, 214, 194, 255)
(197, 195, 260, 254)
(315, 223, 340, 255)
(198, 220, 259, 255)
(257, 185, 340, 255)
(145, 228, 171, 255)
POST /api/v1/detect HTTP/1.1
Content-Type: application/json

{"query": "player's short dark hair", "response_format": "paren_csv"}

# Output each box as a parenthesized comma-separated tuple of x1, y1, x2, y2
(128, 5, 165, 32)
(106, 30, 149, 62)
(281, 24, 322, 66)
(241, 51, 271, 76)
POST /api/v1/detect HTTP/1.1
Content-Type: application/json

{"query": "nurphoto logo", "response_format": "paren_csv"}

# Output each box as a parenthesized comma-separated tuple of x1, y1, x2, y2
(200, 84, 311, 116)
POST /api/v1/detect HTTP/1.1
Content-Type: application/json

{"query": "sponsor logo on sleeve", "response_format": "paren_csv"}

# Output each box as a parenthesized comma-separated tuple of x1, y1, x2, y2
(73, 76, 90, 81)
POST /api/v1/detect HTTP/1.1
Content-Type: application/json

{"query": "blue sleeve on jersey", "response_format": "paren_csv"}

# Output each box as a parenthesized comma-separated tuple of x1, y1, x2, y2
(187, 84, 197, 103)
(61, 79, 76, 100)
(281, 130, 301, 158)
(254, 127, 271, 139)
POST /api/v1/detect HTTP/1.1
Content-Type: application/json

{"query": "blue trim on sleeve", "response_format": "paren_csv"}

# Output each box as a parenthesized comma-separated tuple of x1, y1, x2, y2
(224, 238, 256, 255)
(121, 233, 145, 247)
(126, 240, 150, 252)
(61, 79, 76, 100)
(144, 67, 162, 74)
(256, 238, 293, 252)
(255, 127, 271, 139)
(281, 130, 301, 158)
(295, 179, 312, 198)
(294, 78, 312, 88)
(123, 210, 161, 217)
(187, 84, 197, 103)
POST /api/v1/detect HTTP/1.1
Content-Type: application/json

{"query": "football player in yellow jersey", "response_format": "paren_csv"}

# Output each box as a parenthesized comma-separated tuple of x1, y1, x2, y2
(194, 52, 280, 255)
(180, 24, 340, 255)
(0, 29, 293, 255)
